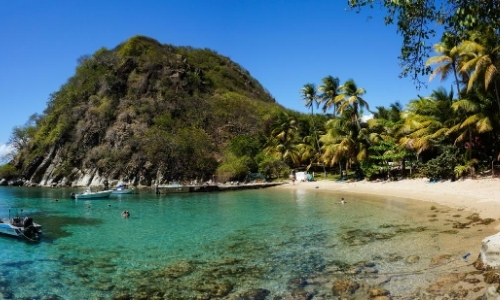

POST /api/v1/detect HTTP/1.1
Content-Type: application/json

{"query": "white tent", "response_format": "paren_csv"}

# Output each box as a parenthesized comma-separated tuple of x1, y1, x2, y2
(295, 172, 306, 182)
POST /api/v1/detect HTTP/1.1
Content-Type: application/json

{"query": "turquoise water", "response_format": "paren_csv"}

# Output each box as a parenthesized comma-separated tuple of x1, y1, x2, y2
(0, 186, 489, 299)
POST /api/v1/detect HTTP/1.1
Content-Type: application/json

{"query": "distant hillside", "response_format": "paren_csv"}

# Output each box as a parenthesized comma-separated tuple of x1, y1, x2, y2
(10, 35, 285, 187)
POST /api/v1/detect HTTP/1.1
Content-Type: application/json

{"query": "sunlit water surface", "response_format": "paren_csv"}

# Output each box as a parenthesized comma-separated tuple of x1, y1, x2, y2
(0, 185, 492, 299)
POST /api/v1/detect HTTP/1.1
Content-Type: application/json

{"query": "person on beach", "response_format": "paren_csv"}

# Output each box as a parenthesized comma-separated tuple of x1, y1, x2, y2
(290, 170, 296, 185)
(341, 198, 345, 205)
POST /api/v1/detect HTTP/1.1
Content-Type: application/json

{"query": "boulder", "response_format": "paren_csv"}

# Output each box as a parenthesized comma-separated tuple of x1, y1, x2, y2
(481, 232, 500, 268)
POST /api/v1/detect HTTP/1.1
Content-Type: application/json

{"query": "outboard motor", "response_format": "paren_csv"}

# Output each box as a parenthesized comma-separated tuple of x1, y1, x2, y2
(23, 216, 33, 228)
(70, 192, 76, 199)
(23, 216, 40, 239)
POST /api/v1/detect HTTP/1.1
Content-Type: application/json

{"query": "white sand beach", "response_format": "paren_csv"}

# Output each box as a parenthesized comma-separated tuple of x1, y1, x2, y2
(276, 177, 500, 227)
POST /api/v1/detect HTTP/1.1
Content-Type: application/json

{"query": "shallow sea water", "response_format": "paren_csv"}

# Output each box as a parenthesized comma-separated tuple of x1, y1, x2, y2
(0, 185, 494, 299)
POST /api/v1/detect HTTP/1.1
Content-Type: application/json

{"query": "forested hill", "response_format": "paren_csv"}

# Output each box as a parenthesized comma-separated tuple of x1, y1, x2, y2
(9, 35, 286, 187)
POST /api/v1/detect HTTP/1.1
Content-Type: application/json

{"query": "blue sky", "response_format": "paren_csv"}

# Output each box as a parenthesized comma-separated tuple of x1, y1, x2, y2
(0, 0, 449, 157)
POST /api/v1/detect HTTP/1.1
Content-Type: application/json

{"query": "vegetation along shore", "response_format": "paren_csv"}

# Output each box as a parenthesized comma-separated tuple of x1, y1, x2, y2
(2, 1, 500, 298)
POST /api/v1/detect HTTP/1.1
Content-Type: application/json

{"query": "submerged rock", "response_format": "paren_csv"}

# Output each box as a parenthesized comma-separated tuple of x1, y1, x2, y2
(290, 289, 315, 300)
(368, 287, 391, 298)
(159, 260, 196, 279)
(405, 255, 420, 264)
(429, 254, 453, 266)
(426, 272, 467, 294)
(231, 288, 270, 300)
(332, 278, 360, 296)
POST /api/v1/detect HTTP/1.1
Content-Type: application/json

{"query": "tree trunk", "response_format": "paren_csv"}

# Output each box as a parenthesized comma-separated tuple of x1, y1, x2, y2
(310, 106, 327, 177)
(495, 81, 500, 113)
(401, 158, 406, 178)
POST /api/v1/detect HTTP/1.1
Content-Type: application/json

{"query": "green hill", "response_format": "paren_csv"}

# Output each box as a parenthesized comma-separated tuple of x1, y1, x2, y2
(10, 36, 286, 187)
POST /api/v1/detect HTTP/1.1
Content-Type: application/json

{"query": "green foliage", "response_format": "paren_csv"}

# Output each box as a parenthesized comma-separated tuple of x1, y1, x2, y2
(227, 135, 261, 158)
(348, 0, 500, 87)
(117, 35, 164, 59)
(177, 47, 275, 103)
(153, 113, 175, 130)
(10, 35, 286, 183)
(216, 153, 253, 182)
(419, 146, 464, 180)
(258, 155, 290, 180)
(53, 161, 74, 180)
(0, 164, 20, 179)
(8, 114, 39, 151)
(454, 159, 478, 179)
(361, 140, 407, 180)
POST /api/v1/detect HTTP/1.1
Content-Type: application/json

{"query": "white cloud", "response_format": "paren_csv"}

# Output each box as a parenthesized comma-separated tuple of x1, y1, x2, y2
(0, 144, 14, 162)
(361, 113, 373, 122)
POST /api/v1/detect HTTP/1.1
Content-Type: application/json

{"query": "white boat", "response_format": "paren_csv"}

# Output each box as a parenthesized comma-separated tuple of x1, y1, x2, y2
(0, 208, 42, 241)
(111, 184, 135, 194)
(71, 187, 113, 200)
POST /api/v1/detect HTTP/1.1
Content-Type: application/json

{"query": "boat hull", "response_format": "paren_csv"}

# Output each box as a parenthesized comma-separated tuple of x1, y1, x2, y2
(0, 221, 42, 240)
(0, 223, 22, 237)
(111, 189, 134, 194)
(75, 190, 113, 200)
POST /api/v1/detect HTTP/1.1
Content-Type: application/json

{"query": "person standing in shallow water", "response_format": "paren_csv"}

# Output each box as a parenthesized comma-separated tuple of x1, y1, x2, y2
(341, 198, 345, 205)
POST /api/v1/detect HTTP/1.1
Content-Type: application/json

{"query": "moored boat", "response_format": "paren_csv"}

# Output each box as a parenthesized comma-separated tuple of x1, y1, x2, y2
(111, 184, 135, 194)
(0, 208, 42, 241)
(71, 187, 113, 200)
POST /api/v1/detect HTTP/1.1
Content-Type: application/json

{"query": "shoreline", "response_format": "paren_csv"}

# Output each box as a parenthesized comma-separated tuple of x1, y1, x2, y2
(273, 177, 500, 298)
(274, 177, 500, 226)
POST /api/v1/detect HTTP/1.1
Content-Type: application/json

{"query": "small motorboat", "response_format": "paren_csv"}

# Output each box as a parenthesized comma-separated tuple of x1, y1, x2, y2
(70, 187, 113, 200)
(111, 184, 135, 194)
(0, 208, 42, 241)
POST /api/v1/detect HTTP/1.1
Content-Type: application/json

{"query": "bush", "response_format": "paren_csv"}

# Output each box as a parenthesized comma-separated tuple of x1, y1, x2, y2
(258, 155, 290, 180)
(0, 164, 20, 179)
(216, 154, 253, 182)
(419, 146, 463, 180)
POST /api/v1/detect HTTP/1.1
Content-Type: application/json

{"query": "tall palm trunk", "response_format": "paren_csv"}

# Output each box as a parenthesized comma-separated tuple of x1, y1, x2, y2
(310, 105, 327, 177)
(495, 81, 500, 113)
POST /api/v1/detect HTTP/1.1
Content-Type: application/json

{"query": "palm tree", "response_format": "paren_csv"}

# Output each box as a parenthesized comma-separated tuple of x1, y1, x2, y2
(426, 36, 463, 98)
(301, 83, 320, 115)
(320, 110, 369, 173)
(300, 83, 326, 176)
(449, 98, 492, 144)
(367, 102, 408, 177)
(334, 79, 370, 131)
(318, 76, 340, 115)
(459, 31, 500, 111)
(264, 112, 300, 165)
(399, 88, 458, 157)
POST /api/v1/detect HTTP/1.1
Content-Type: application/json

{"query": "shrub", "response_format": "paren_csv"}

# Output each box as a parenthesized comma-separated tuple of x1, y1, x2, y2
(0, 164, 20, 179)
(419, 146, 463, 180)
